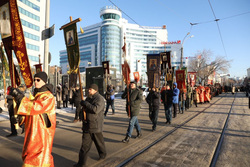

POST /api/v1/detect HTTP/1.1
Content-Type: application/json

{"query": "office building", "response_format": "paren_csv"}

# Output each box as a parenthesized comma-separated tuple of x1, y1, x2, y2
(59, 6, 186, 81)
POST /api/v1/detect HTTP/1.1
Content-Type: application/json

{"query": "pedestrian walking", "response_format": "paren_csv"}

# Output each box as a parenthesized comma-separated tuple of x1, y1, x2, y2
(172, 82, 180, 118)
(146, 87, 160, 131)
(178, 88, 186, 114)
(186, 84, 192, 109)
(161, 84, 173, 124)
(193, 87, 198, 107)
(56, 84, 62, 109)
(9, 71, 56, 167)
(74, 84, 107, 167)
(197, 83, 205, 104)
(62, 83, 69, 108)
(121, 81, 143, 143)
(204, 85, 211, 103)
(6, 86, 18, 137)
(104, 85, 115, 116)
(72, 84, 82, 122)
(17, 84, 26, 134)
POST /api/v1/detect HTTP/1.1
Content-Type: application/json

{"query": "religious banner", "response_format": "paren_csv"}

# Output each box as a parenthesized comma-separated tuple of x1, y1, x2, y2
(0, 0, 33, 88)
(147, 54, 161, 89)
(122, 61, 130, 84)
(60, 18, 81, 74)
(133, 72, 140, 83)
(0, 44, 9, 71)
(34, 64, 42, 73)
(188, 72, 197, 87)
(176, 69, 186, 92)
(102, 61, 110, 75)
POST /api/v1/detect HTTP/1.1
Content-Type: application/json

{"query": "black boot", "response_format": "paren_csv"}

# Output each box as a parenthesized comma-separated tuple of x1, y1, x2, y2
(122, 135, 130, 143)
(135, 132, 142, 139)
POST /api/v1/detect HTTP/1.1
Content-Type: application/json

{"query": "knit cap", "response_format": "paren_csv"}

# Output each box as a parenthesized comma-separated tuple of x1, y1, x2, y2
(34, 72, 48, 83)
(89, 84, 98, 91)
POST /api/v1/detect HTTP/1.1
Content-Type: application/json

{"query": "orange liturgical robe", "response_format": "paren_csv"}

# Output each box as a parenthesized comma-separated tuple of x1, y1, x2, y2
(17, 90, 56, 167)
(197, 86, 205, 103)
(204, 86, 211, 102)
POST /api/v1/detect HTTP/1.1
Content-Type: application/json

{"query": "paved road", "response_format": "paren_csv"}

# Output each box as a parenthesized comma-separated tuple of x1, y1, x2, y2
(0, 92, 249, 167)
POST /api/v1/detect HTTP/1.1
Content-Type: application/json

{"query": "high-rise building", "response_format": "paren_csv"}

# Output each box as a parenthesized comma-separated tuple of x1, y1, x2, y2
(0, 0, 46, 65)
(59, 6, 185, 81)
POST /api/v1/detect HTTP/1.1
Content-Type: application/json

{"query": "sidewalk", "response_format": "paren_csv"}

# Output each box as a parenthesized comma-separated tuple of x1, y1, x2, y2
(0, 96, 76, 122)
(0, 92, 123, 122)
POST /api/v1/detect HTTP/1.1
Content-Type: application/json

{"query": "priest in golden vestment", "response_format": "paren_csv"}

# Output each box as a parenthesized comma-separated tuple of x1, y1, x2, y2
(10, 71, 56, 167)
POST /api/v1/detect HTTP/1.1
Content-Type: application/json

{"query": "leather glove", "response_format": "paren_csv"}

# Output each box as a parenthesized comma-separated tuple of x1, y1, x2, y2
(9, 88, 24, 104)
(80, 100, 88, 107)
(11, 115, 23, 125)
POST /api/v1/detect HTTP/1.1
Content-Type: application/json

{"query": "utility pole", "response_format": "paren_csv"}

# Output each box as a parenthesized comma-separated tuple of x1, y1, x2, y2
(180, 32, 194, 69)
(43, 0, 50, 74)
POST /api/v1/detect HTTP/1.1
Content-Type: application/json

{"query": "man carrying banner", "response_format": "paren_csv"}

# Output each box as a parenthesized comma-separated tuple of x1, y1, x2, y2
(9, 71, 56, 167)
(121, 81, 143, 143)
(74, 84, 107, 167)
(146, 87, 160, 131)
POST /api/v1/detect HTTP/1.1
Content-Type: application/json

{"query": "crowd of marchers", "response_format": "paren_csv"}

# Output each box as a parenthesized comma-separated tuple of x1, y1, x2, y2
(3, 72, 249, 167)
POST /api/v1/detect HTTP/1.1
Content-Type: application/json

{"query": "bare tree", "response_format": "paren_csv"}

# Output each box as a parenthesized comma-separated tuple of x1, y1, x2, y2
(188, 49, 231, 84)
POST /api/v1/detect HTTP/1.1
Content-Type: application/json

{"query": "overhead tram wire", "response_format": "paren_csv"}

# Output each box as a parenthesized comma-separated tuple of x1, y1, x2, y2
(208, 0, 227, 58)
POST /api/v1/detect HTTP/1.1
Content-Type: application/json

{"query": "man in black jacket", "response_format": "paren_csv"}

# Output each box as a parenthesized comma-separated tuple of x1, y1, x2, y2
(6, 86, 18, 137)
(161, 84, 173, 124)
(72, 85, 82, 123)
(121, 81, 143, 143)
(146, 88, 160, 131)
(104, 85, 115, 116)
(74, 84, 106, 167)
(62, 83, 69, 108)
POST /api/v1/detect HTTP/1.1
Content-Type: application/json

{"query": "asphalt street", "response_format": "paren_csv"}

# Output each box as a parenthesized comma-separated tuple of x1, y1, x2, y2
(0, 92, 249, 167)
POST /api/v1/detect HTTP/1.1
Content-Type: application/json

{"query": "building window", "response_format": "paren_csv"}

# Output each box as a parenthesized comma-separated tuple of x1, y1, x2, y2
(21, 19, 40, 31)
(24, 32, 40, 41)
(19, 0, 40, 12)
(18, 7, 40, 21)
(26, 43, 39, 51)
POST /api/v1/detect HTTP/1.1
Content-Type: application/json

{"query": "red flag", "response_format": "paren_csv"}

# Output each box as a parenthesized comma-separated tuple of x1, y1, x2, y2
(133, 72, 140, 83)
(122, 60, 130, 84)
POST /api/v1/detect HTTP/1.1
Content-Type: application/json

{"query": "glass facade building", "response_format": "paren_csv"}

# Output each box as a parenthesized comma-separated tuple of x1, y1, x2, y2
(59, 6, 185, 81)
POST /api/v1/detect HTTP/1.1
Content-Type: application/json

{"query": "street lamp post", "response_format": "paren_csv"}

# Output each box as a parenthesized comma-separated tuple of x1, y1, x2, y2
(180, 32, 194, 69)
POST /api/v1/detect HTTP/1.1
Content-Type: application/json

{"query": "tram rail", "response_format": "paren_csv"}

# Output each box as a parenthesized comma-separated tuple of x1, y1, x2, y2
(117, 92, 236, 167)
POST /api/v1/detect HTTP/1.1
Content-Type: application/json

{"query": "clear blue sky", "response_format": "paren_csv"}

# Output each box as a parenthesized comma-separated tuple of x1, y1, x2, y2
(49, 0, 250, 78)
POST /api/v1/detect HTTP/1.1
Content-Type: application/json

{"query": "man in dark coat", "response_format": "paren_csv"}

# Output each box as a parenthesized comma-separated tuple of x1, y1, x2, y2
(6, 86, 18, 137)
(56, 84, 62, 109)
(161, 84, 173, 124)
(72, 84, 82, 122)
(121, 81, 143, 143)
(104, 85, 115, 116)
(74, 84, 106, 167)
(62, 83, 69, 108)
(146, 87, 160, 131)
